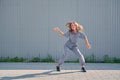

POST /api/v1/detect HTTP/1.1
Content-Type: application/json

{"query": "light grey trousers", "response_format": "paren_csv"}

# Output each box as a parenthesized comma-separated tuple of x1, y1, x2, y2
(58, 44, 85, 66)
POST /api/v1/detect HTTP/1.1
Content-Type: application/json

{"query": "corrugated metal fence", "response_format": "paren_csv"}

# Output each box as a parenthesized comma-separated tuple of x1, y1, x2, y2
(0, 0, 120, 61)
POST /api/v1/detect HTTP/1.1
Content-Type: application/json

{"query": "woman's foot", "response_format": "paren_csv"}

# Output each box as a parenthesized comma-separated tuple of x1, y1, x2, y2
(56, 66, 60, 71)
(81, 67, 86, 72)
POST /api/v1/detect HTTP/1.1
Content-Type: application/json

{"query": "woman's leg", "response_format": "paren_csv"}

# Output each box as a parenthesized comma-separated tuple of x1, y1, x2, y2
(57, 45, 68, 66)
(71, 47, 85, 67)
(71, 47, 86, 72)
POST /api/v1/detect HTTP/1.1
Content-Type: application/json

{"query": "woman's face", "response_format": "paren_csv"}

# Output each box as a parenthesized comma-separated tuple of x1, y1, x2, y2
(70, 23, 77, 31)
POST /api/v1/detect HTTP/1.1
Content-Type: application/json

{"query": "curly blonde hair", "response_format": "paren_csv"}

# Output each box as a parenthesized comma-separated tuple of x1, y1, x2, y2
(66, 21, 83, 32)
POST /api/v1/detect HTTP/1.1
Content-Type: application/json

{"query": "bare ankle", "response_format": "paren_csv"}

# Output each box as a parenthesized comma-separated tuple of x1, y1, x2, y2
(57, 64, 60, 67)
(81, 65, 85, 68)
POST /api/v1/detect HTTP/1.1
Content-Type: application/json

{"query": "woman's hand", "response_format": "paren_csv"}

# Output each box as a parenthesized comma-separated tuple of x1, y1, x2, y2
(86, 43, 91, 49)
(53, 27, 64, 36)
(53, 27, 60, 32)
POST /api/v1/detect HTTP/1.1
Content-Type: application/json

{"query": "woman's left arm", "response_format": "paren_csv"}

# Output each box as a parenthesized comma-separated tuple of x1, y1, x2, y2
(84, 37, 91, 49)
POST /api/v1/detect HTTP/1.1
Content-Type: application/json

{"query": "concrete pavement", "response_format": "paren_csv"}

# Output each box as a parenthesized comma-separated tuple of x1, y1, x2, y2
(0, 63, 120, 80)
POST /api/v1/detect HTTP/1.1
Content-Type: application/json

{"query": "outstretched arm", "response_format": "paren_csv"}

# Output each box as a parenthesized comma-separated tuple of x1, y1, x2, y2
(84, 37, 91, 49)
(53, 27, 64, 36)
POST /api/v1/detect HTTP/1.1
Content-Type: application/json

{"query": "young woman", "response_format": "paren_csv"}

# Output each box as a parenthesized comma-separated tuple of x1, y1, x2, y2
(53, 22, 91, 72)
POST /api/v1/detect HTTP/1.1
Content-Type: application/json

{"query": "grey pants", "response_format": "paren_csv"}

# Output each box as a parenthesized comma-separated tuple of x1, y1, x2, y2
(58, 44, 85, 66)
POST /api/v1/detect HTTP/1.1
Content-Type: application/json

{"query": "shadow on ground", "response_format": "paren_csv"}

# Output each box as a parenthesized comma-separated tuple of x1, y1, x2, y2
(0, 70, 81, 80)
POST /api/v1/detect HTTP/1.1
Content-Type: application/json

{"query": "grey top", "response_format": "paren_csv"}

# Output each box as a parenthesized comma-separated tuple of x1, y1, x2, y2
(64, 31, 87, 49)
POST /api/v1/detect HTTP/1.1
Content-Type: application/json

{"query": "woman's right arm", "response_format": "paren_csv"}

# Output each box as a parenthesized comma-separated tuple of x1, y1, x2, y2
(53, 27, 64, 36)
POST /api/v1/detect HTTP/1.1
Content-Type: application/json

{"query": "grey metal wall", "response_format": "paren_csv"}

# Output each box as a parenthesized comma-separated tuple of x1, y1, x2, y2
(0, 0, 120, 60)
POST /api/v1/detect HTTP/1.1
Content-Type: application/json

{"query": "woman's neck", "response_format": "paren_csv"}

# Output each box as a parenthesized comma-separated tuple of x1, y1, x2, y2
(72, 30, 77, 34)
